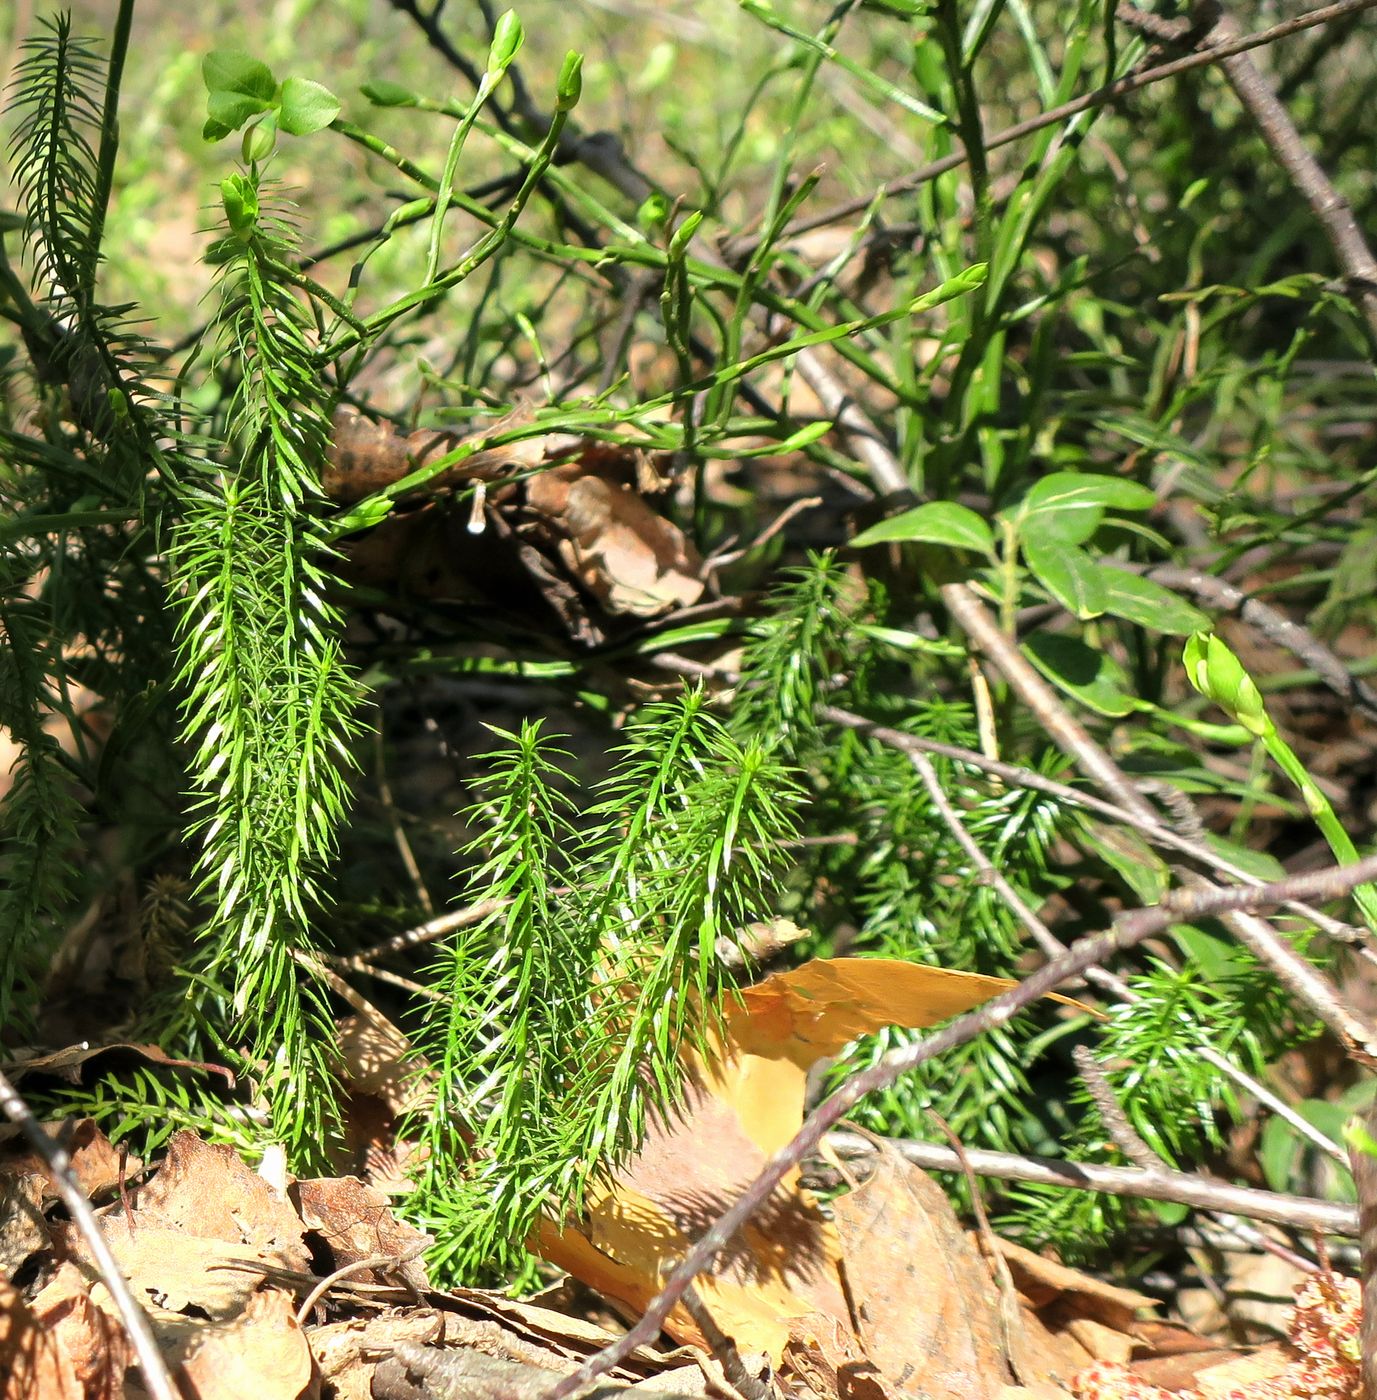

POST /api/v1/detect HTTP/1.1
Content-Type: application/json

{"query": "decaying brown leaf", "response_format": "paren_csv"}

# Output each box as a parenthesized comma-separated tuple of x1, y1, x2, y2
(833, 1146, 1012, 1399)
(328, 408, 704, 636)
(0, 1276, 85, 1400)
(178, 1286, 315, 1400)
(0, 1042, 226, 1089)
(126, 1132, 309, 1267)
(526, 461, 704, 617)
(1, 1118, 137, 1204)
(293, 1175, 431, 1291)
(13, 1263, 131, 1400)
(0, 1173, 49, 1280)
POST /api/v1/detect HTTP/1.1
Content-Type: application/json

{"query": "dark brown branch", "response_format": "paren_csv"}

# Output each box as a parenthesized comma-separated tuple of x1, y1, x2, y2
(1191, 0, 1377, 341)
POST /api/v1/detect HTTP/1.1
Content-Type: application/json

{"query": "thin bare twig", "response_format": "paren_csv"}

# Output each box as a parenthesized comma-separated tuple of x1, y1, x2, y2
(0, 1069, 182, 1400)
(374, 726, 434, 916)
(1349, 1098, 1377, 1396)
(544, 854, 1377, 1400)
(1074, 1046, 1159, 1169)
(764, 0, 1377, 249)
(939, 582, 1161, 825)
(349, 898, 510, 966)
(826, 1130, 1357, 1237)
(907, 748, 1063, 964)
(679, 1285, 773, 1400)
(295, 1242, 430, 1325)
(1220, 908, 1377, 1062)
(1191, 0, 1377, 340)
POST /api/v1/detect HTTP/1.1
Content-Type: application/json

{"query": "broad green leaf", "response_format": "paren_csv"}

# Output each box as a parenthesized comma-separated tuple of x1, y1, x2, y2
(362, 79, 419, 106)
(852, 501, 994, 554)
(1022, 629, 1135, 716)
(205, 88, 272, 135)
(1259, 1115, 1300, 1194)
(278, 77, 341, 135)
(1198, 832, 1285, 882)
(1018, 471, 1156, 544)
(1099, 570, 1210, 634)
(1024, 537, 1106, 618)
(203, 50, 276, 102)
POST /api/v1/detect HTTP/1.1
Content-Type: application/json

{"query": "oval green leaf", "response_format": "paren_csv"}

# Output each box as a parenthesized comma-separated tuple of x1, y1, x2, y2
(1023, 537, 1107, 618)
(852, 501, 994, 554)
(362, 79, 419, 107)
(1099, 570, 1210, 634)
(278, 76, 341, 136)
(1022, 629, 1135, 716)
(203, 50, 276, 102)
(1020, 471, 1156, 544)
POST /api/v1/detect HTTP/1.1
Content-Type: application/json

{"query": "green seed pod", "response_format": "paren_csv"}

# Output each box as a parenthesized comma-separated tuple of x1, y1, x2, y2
(1183, 632, 1269, 737)
(556, 52, 583, 111)
(487, 11, 525, 75)
(220, 173, 259, 241)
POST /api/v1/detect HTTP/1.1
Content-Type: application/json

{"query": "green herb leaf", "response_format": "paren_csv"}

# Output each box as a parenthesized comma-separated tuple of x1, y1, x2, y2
(1099, 570, 1210, 634)
(1024, 537, 1107, 618)
(278, 76, 341, 135)
(852, 501, 994, 554)
(1022, 629, 1135, 716)
(1017, 472, 1156, 544)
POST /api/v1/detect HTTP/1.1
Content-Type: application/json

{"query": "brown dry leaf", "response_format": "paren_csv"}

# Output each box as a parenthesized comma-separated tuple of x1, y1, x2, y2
(0, 1276, 84, 1400)
(337, 1015, 426, 1119)
(178, 1286, 315, 1400)
(128, 1132, 308, 1268)
(539, 956, 1045, 1362)
(833, 1145, 1011, 1399)
(0, 1042, 221, 1088)
(0, 1173, 51, 1280)
(323, 407, 553, 504)
(784, 1312, 896, 1400)
(58, 1223, 298, 1330)
(2, 1119, 137, 1203)
(526, 463, 704, 617)
(998, 1239, 1156, 1375)
(985, 1239, 1157, 1386)
(26, 1261, 132, 1400)
(54, 1131, 313, 1359)
(311, 1292, 689, 1400)
(293, 1175, 431, 1290)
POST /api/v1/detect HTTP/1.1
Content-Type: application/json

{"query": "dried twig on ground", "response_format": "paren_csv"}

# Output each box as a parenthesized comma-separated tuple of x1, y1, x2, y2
(825, 1130, 1357, 1237)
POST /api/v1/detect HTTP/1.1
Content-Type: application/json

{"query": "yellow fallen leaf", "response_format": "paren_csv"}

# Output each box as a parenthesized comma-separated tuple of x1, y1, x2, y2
(540, 955, 1059, 1359)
